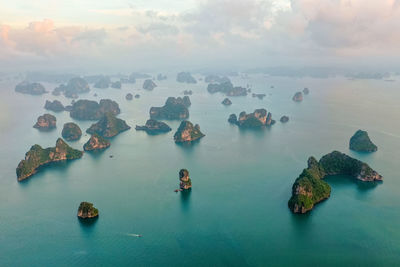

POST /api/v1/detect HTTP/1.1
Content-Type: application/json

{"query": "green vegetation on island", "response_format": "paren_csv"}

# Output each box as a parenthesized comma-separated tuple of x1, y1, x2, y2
(33, 114, 57, 131)
(62, 122, 82, 141)
(349, 130, 378, 152)
(77, 202, 99, 219)
(135, 119, 172, 134)
(288, 151, 383, 214)
(228, 109, 275, 128)
(16, 138, 83, 181)
(174, 121, 205, 143)
(70, 99, 120, 120)
(150, 97, 190, 120)
(86, 112, 131, 137)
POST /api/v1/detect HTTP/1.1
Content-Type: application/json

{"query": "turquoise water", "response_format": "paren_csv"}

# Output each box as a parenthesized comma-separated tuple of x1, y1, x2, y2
(0, 74, 399, 266)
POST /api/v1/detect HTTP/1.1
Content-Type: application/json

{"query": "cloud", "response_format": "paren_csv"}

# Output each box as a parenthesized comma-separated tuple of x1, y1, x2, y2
(136, 22, 179, 36)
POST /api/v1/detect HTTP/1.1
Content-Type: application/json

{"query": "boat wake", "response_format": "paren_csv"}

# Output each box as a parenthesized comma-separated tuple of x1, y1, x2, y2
(126, 233, 142, 237)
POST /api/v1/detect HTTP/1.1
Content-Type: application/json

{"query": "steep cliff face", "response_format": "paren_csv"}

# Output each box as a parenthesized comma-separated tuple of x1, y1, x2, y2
(84, 134, 110, 151)
(86, 112, 130, 138)
(174, 121, 205, 143)
(288, 151, 382, 214)
(77, 202, 99, 219)
(179, 169, 192, 190)
(16, 138, 83, 181)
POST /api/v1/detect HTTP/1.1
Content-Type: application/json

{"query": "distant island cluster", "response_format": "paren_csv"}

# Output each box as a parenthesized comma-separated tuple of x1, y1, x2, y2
(13, 71, 382, 220)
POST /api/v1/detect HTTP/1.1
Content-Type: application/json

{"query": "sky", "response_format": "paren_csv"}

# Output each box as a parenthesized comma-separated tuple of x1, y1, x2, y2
(1, 0, 400, 73)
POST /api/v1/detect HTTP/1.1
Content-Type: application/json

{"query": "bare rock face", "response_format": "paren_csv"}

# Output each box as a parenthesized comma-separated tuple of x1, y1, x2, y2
(292, 92, 303, 102)
(179, 169, 192, 190)
(83, 134, 110, 151)
(77, 202, 99, 219)
(174, 121, 205, 143)
(33, 114, 56, 130)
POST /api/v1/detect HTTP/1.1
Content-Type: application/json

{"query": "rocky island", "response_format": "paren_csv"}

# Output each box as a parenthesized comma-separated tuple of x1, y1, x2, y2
(53, 77, 90, 98)
(150, 97, 190, 120)
(84, 134, 110, 151)
(228, 109, 275, 128)
(86, 112, 131, 137)
(280, 116, 289, 123)
(174, 121, 205, 143)
(135, 119, 172, 134)
(33, 114, 56, 130)
(292, 92, 303, 102)
(44, 100, 65, 112)
(252, 93, 266, 99)
(303, 88, 310, 94)
(77, 202, 99, 219)
(111, 81, 122, 89)
(207, 81, 247, 96)
(183, 90, 193, 95)
(143, 79, 157, 90)
(94, 76, 110, 89)
(70, 99, 120, 120)
(62, 122, 82, 141)
(179, 169, 192, 190)
(177, 72, 197, 83)
(16, 138, 83, 181)
(157, 74, 167, 81)
(349, 130, 378, 152)
(288, 151, 383, 214)
(126, 93, 133, 100)
(15, 81, 47, 95)
(222, 98, 232, 105)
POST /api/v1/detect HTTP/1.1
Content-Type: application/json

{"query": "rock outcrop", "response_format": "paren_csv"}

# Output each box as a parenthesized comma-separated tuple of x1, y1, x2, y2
(62, 122, 82, 141)
(70, 99, 120, 120)
(126, 93, 133, 100)
(252, 93, 266, 100)
(349, 130, 378, 152)
(111, 81, 121, 89)
(16, 138, 83, 181)
(228, 109, 275, 128)
(179, 169, 192, 190)
(15, 81, 47, 95)
(44, 100, 65, 112)
(150, 97, 190, 120)
(77, 202, 99, 219)
(86, 112, 131, 137)
(280, 116, 289, 123)
(207, 81, 247, 96)
(288, 151, 383, 214)
(222, 98, 232, 106)
(135, 119, 171, 134)
(183, 90, 193, 95)
(94, 76, 110, 89)
(292, 92, 303, 102)
(303, 88, 310, 95)
(174, 121, 205, 143)
(177, 72, 197, 83)
(83, 134, 110, 151)
(143, 79, 157, 90)
(204, 75, 230, 84)
(33, 114, 56, 130)
(157, 74, 167, 81)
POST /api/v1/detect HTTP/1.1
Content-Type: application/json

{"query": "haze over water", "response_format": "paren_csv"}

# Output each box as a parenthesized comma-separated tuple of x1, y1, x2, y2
(0, 74, 399, 266)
